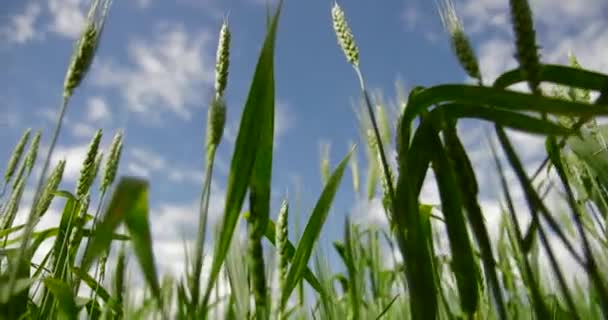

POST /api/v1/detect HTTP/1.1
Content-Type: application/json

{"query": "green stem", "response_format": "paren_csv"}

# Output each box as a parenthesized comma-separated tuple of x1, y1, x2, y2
(7, 95, 69, 300)
(86, 190, 107, 302)
(192, 147, 216, 312)
(354, 67, 396, 206)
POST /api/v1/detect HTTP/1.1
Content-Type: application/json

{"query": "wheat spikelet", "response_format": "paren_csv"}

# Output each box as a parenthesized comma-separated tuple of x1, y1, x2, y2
(35, 160, 66, 218)
(1, 176, 26, 230)
(320, 142, 331, 186)
(76, 129, 102, 198)
(508, 0, 541, 94)
(93, 152, 103, 185)
(24, 130, 41, 174)
(215, 20, 231, 99)
(276, 199, 289, 290)
(332, 2, 360, 67)
(275, 198, 289, 318)
(438, 0, 482, 82)
(206, 97, 226, 162)
(63, 0, 112, 99)
(101, 131, 123, 192)
(4, 128, 31, 185)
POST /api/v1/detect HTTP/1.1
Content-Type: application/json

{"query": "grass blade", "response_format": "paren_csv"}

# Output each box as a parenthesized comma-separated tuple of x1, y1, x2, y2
(394, 114, 438, 320)
(494, 64, 608, 91)
(280, 147, 353, 309)
(120, 179, 163, 310)
(428, 125, 480, 316)
(440, 103, 574, 135)
(202, 1, 283, 309)
(43, 278, 77, 320)
(247, 214, 324, 294)
(402, 84, 608, 126)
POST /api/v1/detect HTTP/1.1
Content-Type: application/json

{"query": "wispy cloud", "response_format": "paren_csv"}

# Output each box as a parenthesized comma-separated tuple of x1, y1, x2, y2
(127, 146, 206, 185)
(94, 24, 214, 120)
(0, 3, 42, 45)
(47, 0, 87, 39)
(86, 96, 112, 122)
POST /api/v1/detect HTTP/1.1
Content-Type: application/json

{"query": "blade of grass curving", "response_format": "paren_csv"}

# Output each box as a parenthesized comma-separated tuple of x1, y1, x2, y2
(494, 64, 608, 91)
(440, 117, 507, 319)
(495, 126, 580, 319)
(202, 1, 283, 310)
(428, 124, 480, 317)
(440, 103, 574, 135)
(402, 84, 608, 129)
(80, 178, 142, 271)
(279, 148, 353, 310)
(120, 179, 163, 312)
(394, 113, 438, 320)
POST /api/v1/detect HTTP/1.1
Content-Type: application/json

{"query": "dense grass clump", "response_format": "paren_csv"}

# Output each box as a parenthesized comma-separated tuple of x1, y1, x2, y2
(2, 0, 608, 319)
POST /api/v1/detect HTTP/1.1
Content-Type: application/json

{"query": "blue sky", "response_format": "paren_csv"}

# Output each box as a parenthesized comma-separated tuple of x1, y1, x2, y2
(2, 0, 608, 282)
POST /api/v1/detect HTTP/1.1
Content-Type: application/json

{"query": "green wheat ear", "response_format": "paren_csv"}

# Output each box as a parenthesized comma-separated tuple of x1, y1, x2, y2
(101, 131, 123, 192)
(508, 0, 542, 94)
(331, 2, 360, 68)
(1, 176, 26, 230)
(206, 97, 226, 161)
(276, 198, 289, 315)
(63, 0, 112, 99)
(320, 142, 331, 186)
(24, 130, 41, 174)
(437, 0, 482, 83)
(215, 19, 231, 99)
(35, 160, 66, 218)
(4, 128, 31, 185)
(76, 129, 103, 198)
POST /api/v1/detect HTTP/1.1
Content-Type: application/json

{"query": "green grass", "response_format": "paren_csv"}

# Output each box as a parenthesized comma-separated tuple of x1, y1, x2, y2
(2, 0, 608, 319)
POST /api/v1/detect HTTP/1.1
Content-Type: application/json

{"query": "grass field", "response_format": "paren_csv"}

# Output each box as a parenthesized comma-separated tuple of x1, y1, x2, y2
(1, 0, 608, 319)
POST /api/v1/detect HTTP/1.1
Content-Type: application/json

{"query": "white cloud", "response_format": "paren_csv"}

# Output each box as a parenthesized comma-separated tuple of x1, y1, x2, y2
(1, 3, 42, 44)
(47, 0, 87, 39)
(127, 147, 208, 184)
(274, 101, 295, 146)
(401, 4, 420, 31)
(71, 122, 97, 138)
(130, 147, 167, 172)
(477, 37, 518, 84)
(94, 24, 214, 120)
(86, 96, 111, 122)
(136, 0, 153, 9)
